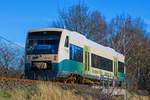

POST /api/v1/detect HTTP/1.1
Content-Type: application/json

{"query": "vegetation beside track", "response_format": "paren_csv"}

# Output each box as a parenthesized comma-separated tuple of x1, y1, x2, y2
(0, 79, 150, 100)
(0, 79, 111, 100)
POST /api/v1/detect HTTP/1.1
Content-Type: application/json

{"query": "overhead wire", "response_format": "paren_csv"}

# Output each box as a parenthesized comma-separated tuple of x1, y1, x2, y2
(0, 35, 24, 49)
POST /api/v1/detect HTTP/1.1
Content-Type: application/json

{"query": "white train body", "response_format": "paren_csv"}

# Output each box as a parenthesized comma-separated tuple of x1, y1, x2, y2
(25, 28, 125, 80)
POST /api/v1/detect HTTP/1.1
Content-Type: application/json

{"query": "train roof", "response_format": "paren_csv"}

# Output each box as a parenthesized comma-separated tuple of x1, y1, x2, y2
(85, 38, 124, 59)
(70, 30, 124, 59)
(28, 28, 66, 33)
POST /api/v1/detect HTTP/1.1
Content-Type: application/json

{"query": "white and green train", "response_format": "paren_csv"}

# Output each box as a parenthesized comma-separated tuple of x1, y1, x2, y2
(25, 28, 125, 82)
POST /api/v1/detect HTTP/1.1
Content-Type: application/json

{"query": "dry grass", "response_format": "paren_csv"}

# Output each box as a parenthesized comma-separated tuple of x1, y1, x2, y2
(126, 92, 150, 100)
(1, 81, 149, 100)
(112, 91, 150, 100)
(0, 84, 93, 100)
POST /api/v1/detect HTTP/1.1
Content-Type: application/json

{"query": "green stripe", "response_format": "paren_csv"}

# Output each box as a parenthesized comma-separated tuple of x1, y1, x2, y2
(84, 46, 91, 74)
(113, 57, 118, 79)
(118, 72, 125, 80)
(52, 59, 84, 74)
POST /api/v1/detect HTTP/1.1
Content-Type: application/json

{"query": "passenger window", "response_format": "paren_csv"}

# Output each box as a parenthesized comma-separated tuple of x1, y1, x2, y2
(64, 36, 69, 47)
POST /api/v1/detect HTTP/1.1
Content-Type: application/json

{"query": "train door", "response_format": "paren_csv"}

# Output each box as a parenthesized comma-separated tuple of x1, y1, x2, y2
(84, 46, 91, 74)
(113, 57, 118, 79)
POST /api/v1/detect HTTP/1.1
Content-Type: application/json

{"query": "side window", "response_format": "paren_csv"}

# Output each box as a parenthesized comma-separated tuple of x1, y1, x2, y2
(118, 61, 124, 73)
(64, 36, 69, 47)
(91, 53, 113, 72)
(70, 44, 83, 62)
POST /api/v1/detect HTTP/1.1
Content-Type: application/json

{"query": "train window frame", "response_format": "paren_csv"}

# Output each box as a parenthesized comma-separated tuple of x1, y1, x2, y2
(26, 31, 62, 55)
(64, 36, 69, 48)
(118, 61, 124, 73)
(69, 44, 83, 63)
(91, 53, 113, 72)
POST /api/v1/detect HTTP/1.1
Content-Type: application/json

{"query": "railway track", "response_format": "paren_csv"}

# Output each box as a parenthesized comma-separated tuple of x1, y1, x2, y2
(0, 77, 83, 87)
(0, 76, 116, 88)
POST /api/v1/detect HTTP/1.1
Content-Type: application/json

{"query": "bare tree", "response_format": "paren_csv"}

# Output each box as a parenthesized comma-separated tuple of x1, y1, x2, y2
(108, 15, 148, 89)
(53, 3, 90, 36)
(87, 11, 108, 45)
(0, 40, 24, 78)
(18, 56, 24, 71)
(0, 42, 16, 69)
(52, 3, 108, 46)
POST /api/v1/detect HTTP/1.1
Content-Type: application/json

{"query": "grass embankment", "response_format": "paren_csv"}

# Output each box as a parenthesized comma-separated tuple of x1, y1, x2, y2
(126, 90, 150, 100)
(0, 84, 87, 100)
(0, 81, 105, 100)
(0, 80, 149, 100)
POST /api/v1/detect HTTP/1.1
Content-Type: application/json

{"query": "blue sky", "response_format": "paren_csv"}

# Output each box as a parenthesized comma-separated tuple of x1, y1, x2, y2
(0, 0, 150, 46)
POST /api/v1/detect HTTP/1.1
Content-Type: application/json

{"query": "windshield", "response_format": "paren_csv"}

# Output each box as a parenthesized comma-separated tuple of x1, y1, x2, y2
(26, 31, 61, 55)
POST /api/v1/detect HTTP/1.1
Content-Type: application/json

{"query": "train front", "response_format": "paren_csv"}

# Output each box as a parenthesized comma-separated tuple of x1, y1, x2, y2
(24, 29, 62, 80)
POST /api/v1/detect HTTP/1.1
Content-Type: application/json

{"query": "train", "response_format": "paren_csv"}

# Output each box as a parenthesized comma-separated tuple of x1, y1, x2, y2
(24, 28, 125, 84)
